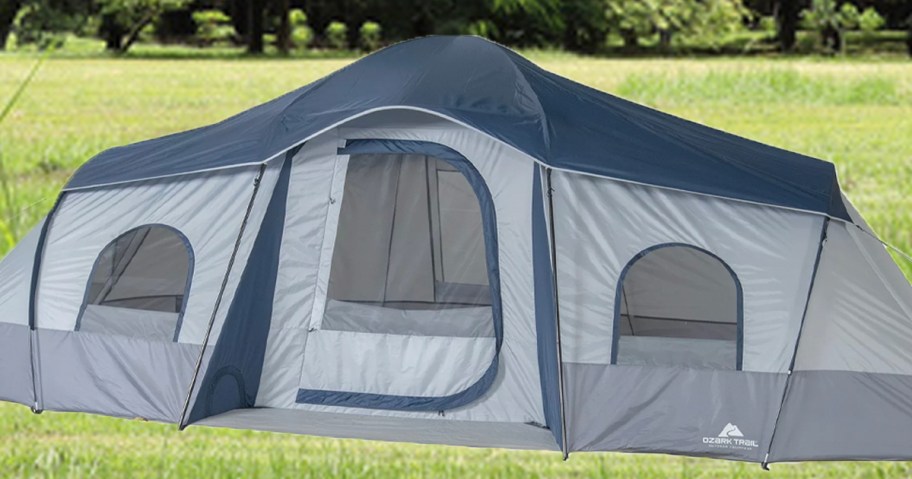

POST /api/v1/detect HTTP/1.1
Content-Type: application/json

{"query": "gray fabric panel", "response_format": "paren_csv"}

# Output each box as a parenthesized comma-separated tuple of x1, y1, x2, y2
(322, 300, 494, 337)
(37, 328, 200, 422)
(0, 322, 33, 406)
(194, 408, 558, 451)
(565, 363, 785, 462)
(769, 370, 912, 462)
(328, 154, 400, 303)
(385, 155, 435, 303)
(79, 305, 178, 342)
(615, 337, 736, 370)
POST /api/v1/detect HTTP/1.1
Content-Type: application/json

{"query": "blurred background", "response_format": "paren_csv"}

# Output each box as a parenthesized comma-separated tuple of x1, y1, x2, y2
(1, 0, 911, 56)
(1, 1, 911, 477)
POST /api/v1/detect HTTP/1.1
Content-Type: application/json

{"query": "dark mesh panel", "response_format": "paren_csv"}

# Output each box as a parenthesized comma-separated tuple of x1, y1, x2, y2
(324, 153, 493, 337)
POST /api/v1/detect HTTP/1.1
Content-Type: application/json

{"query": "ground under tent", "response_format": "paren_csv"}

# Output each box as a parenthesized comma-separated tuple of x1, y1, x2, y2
(1, 36, 912, 464)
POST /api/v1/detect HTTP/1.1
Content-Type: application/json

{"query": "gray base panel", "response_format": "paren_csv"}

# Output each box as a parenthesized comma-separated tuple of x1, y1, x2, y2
(194, 408, 560, 451)
(0, 323, 33, 406)
(564, 363, 786, 462)
(37, 329, 201, 423)
(769, 370, 912, 462)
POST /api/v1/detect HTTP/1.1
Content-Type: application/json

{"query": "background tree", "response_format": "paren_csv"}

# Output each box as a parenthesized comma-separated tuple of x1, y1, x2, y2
(246, 0, 265, 53)
(96, 0, 190, 53)
(606, 0, 748, 51)
(773, 0, 805, 51)
(0, 0, 23, 50)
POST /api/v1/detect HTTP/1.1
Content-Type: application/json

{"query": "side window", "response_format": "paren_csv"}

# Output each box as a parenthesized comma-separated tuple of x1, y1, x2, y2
(324, 153, 493, 337)
(76, 225, 193, 342)
(613, 245, 742, 370)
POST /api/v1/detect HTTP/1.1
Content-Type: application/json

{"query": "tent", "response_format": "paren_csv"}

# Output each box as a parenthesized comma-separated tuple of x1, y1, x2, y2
(1, 35, 911, 465)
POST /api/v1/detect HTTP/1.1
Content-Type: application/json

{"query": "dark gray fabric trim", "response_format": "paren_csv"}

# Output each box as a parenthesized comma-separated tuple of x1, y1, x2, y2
(610, 243, 744, 370)
(29, 194, 64, 330)
(295, 139, 502, 412)
(564, 362, 785, 461)
(73, 224, 195, 343)
(768, 370, 912, 462)
(0, 322, 34, 406)
(186, 153, 294, 424)
(532, 166, 563, 451)
(29, 194, 65, 411)
(37, 328, 201, 423)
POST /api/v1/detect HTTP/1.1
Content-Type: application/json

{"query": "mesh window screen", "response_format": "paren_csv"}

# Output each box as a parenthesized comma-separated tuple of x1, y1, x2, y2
(325, 153, 493, 338)
(78, 225, 192, 341)
(615, 246, 740, 370)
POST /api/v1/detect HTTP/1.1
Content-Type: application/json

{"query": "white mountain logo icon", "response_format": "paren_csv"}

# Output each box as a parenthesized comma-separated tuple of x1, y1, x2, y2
(718, 423, 744, 438)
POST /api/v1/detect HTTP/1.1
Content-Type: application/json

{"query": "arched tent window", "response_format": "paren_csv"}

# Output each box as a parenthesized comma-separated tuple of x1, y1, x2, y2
(76, 225, 193, 342)
(612, 244, 743, 370)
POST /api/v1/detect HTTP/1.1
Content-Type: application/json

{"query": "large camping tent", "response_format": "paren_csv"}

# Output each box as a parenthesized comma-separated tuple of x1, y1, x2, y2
(1, 35, 911, 465)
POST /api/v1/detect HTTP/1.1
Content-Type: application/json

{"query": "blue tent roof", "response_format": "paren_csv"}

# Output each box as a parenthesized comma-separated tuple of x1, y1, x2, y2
(66, 35, 849, 220)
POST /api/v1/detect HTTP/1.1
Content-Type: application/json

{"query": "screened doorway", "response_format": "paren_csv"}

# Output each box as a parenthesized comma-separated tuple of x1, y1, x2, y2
(297, 140, 502, 412)
(325, 152, 494, 338)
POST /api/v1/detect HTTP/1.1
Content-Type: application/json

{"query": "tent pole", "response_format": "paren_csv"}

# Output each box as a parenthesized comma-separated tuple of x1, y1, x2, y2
(27, 192, 65, 414)
(177, 164, 267, 429)
(762, 216, 830, 468)
(545, 167, 570, 460)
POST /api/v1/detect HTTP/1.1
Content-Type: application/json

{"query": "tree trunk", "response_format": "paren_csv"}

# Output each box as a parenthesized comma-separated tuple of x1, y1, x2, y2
(0, 0, 21, 51)
(247, 0, 265, 54)
(658, 29, 673, 51)
(276, 0, 290, 54)
(822, 24, 842, 53)
(620, 29, 638, 49)
(101, 14, 125, 52)
(118, 12, 157, 54)
(907, 22, 912, 58)
(775, 0, 799, 52)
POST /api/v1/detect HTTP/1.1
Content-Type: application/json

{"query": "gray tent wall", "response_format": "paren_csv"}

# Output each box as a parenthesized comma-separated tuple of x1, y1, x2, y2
(188, 110, 560, 451)
(769, 198, 912, 462)
(18, 163, 285, 422)
(552, 170, 825, 462)
(0, 220, 43, 407)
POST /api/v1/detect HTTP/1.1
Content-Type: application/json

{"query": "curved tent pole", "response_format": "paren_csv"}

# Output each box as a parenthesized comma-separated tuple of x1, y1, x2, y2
(545, 168, 570, 460)
(177, 164, 267, 429)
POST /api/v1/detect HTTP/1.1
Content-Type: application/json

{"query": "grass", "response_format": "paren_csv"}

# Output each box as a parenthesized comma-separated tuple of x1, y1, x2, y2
(0, 47, 911, 477)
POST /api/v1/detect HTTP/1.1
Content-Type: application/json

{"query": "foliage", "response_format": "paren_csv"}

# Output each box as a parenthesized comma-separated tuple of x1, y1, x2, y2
(12, 0, 85, 49)
(324, 20, 347, 49)
(191, 10, 234, 46)
(359, 20, 382, 51)
(96, 0, 191, 53)
(801, 0, 861, 52)
(606, 0, 749, 49)
(289, 9, 312, 49)
(858, 7, 885, 33)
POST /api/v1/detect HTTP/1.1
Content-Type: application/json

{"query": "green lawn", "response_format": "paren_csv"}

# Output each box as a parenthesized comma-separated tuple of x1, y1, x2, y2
(0, 51, 911, 478)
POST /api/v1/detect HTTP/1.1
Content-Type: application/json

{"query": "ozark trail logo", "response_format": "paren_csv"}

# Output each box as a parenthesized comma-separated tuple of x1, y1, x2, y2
(701, 423, 759, 450)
